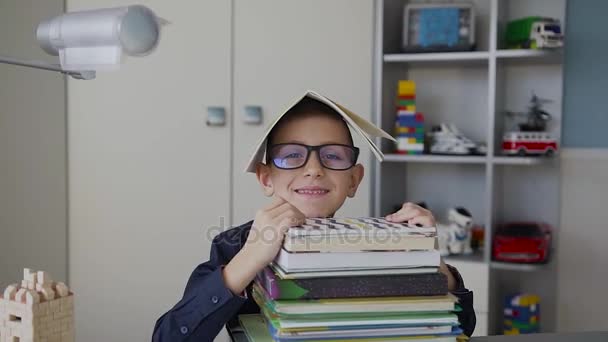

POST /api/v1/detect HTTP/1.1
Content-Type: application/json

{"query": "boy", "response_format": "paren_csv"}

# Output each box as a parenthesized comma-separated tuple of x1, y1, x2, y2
(152, 96, 475, 341)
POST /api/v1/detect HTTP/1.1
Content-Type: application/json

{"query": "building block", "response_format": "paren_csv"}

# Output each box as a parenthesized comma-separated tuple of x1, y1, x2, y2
(0, 269, 74, 342)
(54, 284, 68, 298)
(37, 272, 52, 285)
(398, 80, 416, 96)
(15, 289, 27, 304)
(397, 95, 416, 100)
(3, 286, 18, 302)
(25, 291, 40, 305)
(24, 269, 37, 285)
(396, 99, 416, 106)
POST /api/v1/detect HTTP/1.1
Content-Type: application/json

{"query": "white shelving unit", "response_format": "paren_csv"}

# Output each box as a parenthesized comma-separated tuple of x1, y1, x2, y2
(372, 0, 566, 336)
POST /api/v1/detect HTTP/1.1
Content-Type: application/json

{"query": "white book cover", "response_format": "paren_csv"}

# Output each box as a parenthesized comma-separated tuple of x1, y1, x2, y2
(274, 249, 441, 272)
(244, 90, 395, 173)
(286, 217, 436, 237)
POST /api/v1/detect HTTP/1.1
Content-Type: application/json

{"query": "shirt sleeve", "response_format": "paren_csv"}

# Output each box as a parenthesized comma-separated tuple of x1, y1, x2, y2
(446, 263, 477, 337)
(152, 235, 248, 342)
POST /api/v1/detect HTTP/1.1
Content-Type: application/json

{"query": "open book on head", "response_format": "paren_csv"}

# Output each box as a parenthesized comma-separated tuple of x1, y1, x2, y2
(244, 90, 396, 173)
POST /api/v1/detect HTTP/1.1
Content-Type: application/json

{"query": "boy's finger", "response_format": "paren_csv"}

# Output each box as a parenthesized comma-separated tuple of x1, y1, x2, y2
(274, 210, 305, 226)
(386, 208, 419, 222)
(263, 195, 287, 212)
(268, 201, 293, 218)
(407, 216, 435, 227)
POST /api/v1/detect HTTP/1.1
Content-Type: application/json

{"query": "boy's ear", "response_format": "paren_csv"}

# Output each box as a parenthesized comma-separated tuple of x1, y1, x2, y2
(347, 164, 365, 198)
(256, 162, 274, 197)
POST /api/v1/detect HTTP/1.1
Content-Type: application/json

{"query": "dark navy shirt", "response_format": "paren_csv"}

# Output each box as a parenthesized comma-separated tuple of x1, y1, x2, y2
(152, 220, 476, 341)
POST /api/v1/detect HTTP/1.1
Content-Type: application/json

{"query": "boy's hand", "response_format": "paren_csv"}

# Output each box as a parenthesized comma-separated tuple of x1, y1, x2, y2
(385, 202, 436, 227)
(243, 196, 305, 269)
(385, 203, 457, 290)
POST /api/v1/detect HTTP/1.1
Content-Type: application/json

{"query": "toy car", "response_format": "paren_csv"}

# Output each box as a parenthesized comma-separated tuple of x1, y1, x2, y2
(492, 222, 552, 263)
(502, 131, 558, 156)
(506, 16, 563, 49)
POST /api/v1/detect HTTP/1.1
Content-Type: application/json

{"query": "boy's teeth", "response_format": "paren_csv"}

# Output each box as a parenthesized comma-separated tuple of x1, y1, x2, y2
(296, 189, 328, 194)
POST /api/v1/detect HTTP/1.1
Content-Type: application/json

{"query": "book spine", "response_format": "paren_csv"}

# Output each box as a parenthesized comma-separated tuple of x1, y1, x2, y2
(255, 267, 281, 300)
(274, 273, 448, 299)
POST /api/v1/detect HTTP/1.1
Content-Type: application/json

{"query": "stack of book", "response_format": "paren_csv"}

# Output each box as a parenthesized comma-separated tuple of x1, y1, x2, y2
(237, 217, 463, 342)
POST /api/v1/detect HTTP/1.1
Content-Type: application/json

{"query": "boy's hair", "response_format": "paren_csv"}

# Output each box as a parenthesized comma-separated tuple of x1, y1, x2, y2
(265, 98, 355, 163)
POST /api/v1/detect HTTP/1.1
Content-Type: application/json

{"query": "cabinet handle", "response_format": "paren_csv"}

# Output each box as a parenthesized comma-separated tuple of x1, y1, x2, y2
(206, 106, 226, 126)
(243, 105, 263, 125)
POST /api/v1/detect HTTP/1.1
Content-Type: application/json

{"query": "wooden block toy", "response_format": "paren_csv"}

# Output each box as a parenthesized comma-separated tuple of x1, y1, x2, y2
(3, 285, 17, 301)
(23, 269, 37, 284)
(0, 268, 74, 342)
(37, 271, 52, 285)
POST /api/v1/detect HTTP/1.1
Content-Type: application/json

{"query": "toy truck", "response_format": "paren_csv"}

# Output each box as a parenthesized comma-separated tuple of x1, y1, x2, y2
(506, 16, 563, 49)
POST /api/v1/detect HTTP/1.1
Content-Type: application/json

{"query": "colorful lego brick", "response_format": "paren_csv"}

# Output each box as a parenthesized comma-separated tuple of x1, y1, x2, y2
(503, 294, 541, 335)
(396, 140, 424, 151)
(395, 133, 425, 140)
(396, 118, 424, 127)
(395, 113, 423, 121)
(396, 99, 416, 107)
(398, 80, 416, 96)
(395, 126, 425, 134)
(396, 105, 416, 112)
(504, 320, 538, 334)
(396, 150, 424, 155)
(396, 110, 416, 117)
(397, 95, 416, 100)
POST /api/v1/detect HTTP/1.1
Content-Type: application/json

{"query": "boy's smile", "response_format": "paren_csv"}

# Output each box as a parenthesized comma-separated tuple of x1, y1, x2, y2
(256, 110, 364, 218)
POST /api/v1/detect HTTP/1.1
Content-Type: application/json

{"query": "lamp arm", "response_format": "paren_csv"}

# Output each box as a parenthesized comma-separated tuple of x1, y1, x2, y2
(0, 55, 96, 80)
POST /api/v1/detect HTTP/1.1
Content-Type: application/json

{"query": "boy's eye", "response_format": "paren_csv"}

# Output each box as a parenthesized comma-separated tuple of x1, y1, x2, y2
(322, 153, 343, 160)
(284, 152, 304, 159)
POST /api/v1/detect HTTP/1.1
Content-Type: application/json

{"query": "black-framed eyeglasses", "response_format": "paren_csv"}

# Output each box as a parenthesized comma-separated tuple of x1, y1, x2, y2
(268, 143, 360, 171)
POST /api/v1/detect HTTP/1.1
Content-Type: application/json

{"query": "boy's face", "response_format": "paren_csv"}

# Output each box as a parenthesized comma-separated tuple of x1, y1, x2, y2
(256, 113, 364, 218)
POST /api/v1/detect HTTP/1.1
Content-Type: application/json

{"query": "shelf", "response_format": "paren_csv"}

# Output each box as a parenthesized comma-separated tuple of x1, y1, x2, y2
(383, 50, 561, 64)
(490, 261, 549, 272)
(382, 154, 556, 165)
(444, 251, 485, 265)
(384, 51, 490, 63)
(383, 154, 487, 164)
(495, 49, 563, 64)
(491, 156, 554, 165)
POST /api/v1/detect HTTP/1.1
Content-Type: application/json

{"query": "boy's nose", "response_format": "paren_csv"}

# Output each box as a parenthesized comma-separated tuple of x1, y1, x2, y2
(303, 151, 325, 177)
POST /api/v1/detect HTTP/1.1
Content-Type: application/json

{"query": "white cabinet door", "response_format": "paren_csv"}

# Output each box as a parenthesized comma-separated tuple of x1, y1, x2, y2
(232, 0, 375, 225)
(67, 1, 232, 341)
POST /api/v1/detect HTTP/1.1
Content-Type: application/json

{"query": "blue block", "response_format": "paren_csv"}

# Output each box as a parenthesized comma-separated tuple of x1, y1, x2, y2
(395, 115, 423, 123)
(395, 133, 425, 139)
(395, 119, 424, 128)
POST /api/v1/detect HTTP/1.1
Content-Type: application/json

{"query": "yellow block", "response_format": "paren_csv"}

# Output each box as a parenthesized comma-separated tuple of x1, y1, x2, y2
(404, 105, 416, 112)
(518, 295, 540, 306)
(505, 328, 520, 335)
(398, 80, 416, 95)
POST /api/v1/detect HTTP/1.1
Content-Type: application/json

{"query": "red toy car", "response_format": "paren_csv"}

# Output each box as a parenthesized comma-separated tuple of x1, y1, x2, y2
(502, 131, 558, 156)
(493, 222, 552, 263)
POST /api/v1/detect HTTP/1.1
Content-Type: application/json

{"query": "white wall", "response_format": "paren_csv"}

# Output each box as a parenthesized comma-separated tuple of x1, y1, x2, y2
(0, 1, 67, 287)
(557, 149, 608, 331)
